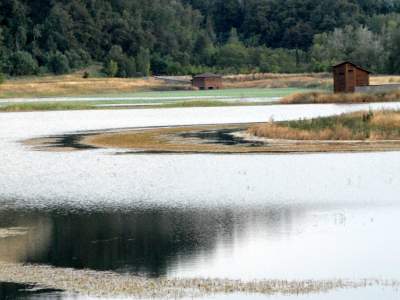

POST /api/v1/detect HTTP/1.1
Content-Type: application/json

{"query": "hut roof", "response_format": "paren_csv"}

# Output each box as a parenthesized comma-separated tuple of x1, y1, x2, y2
(332, 61, 371, 74)
(193, 73, 222, 79)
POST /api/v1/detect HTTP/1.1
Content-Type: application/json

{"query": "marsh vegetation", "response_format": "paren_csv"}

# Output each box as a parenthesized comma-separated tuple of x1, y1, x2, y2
(249, 111, 400, 140)
(281, 90, 400, 104)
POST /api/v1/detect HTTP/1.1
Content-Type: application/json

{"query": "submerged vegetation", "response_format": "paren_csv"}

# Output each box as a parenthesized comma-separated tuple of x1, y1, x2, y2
(1, 262, 399, 299)
(249, 111, 400, 140)
(281, 90, 400, 104)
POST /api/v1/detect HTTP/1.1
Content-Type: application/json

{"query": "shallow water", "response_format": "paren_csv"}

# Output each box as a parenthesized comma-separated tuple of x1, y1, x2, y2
(1, 104, 400, 299)
(1, 202, 400, 280)
(10, 287, 399, 300)
(0, 282, 62, 299)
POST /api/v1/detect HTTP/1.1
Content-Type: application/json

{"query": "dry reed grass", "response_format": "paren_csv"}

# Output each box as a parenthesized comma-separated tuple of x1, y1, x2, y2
(281, 90, 400, 104)
(371, 75, 400, 85)
(0, 75, 189, 98)
(249, 111, 400, 141)
(2, 72, 400, 98)
(370, 111, 400, 127)
(0, 262, 399, 298)
(248, 123, 360, 140)
(223, 73, 332, 89)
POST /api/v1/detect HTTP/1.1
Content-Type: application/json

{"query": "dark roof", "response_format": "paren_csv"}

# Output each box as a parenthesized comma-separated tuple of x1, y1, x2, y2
(193, 73, 222, 78)
(332, 61, 371, 74)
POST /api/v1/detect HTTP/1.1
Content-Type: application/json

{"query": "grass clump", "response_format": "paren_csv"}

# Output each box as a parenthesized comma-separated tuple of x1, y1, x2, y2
(0, 102, 93, 112)
(249, 110, 400, 140)
(281, 90, 400, 104)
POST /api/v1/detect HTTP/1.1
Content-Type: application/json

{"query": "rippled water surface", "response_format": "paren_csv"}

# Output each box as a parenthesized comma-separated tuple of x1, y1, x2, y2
(1, 104, 400, 299)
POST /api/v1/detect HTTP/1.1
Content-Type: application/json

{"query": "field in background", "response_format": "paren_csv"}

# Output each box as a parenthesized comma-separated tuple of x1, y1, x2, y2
(2, 68, 400, 101)
(0, 70, 332, 99)
(0, 87, 310, 112)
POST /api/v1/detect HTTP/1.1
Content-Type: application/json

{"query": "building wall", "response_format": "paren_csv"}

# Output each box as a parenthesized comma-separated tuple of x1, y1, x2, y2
(333, 64, 347, 93)
(355, 69, 369, 87)
(192, 78, 223, 89)
(334, 63, 370, 93)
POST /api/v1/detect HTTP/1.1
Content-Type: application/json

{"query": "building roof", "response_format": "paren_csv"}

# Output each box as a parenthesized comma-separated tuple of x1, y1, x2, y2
(332, 61, 371, 74)
(193, 73, 222, 79)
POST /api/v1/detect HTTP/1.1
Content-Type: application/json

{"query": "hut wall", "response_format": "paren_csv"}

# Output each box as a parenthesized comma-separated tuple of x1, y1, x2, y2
(192, 77, 223, 89)
(355, 69, 370, 87)
(333, 64, 347, 93)
(333, 63, 370, 93)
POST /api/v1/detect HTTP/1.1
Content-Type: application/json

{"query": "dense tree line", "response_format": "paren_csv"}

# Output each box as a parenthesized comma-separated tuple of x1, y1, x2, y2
(0, 0, 400, 78)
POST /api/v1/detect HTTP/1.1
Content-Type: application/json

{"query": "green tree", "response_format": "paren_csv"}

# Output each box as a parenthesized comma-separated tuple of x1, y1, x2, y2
(8, 51, 38, 76)
(121, 57, 137, 77)
(214, 28, 249, 71)
(47, 51, 70, 75)
(387, 26, 400, 73)
(103, 60, 119, 77)
(136, 47, 151, 76)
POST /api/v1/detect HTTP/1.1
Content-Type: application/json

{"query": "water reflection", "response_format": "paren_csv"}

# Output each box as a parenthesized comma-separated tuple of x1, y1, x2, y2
(0, 212, 51, 263)
(0, 205, 311, 277)
(0, 282, 63, 300)
(1, 203, 394, 280)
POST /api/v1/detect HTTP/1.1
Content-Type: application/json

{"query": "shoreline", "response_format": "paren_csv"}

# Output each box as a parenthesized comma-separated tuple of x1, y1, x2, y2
(24, 123, 400, 154)
(0, 262, 398, 298)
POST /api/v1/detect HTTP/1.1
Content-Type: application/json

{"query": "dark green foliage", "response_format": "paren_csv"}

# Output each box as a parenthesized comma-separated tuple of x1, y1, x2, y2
(0, 72, 4, 84)
(136, 47, 151, 76)
(104, 46, 136, 77)
(7, 51, 39, 76)
(47, 52, 70, 75)
(1, 0, 400, 76)
(103, 60, 118, 77)
(121, 57, 137, 78)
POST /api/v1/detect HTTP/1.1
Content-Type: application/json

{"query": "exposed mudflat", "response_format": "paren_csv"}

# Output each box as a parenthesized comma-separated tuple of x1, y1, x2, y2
(25, 123, 400, 154)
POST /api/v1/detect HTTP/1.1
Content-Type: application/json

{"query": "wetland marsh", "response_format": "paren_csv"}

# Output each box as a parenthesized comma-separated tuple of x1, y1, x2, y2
(1, 103, 400, 299)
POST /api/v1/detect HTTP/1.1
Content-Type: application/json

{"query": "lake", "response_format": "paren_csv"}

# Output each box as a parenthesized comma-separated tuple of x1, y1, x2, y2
(1, 103, 400, 299)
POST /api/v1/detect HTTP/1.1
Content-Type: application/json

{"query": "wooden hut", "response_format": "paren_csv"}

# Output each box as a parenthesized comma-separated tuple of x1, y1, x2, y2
(333, 62, 370, 93)
(192, 73, 223, 90)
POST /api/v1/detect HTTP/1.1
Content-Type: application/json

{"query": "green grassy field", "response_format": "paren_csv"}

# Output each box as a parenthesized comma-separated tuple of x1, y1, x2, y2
(95, 87, 314, 99)
(0, 87, 316, 112)
(0, 99, 276, 112)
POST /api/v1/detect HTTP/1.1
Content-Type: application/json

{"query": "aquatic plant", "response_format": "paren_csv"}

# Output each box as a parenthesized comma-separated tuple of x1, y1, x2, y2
(0, 262, 399, 299)
(249, 110, 400, 141)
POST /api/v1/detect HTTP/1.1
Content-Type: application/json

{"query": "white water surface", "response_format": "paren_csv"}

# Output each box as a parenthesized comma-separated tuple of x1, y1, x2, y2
(1, 103, 400, 300)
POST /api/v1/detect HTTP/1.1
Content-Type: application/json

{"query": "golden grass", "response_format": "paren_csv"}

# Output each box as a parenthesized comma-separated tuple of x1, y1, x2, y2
(0, 262, 399, 298)
(0, 74, 189, 98)
(248, 123, 359, 140)
(281, 90, 400, 104)
(223, 74, 400, 89)
(370, 111, 400, 127)
(2, 71, 400, 98)
(1, 72, 330, 98)
(371, 75, 400, 85)
(223, 73, 332, 89)
(249, 111, 400, 141)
